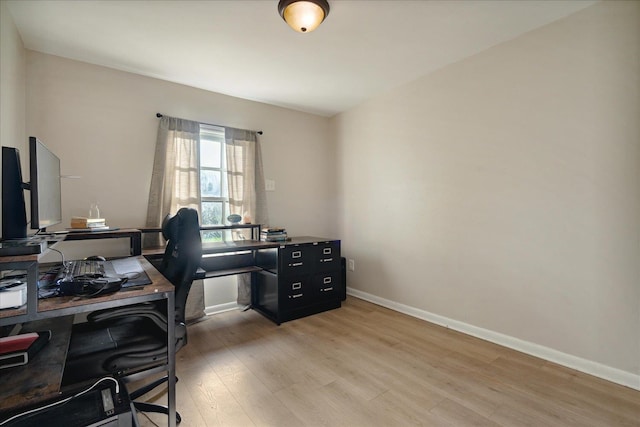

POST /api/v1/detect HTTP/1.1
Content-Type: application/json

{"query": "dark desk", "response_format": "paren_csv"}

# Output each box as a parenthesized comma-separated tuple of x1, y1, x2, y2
(0, 256, 177, 427)
(201, 239, 280, 254)
(141, 223, 262, 242)
(144, 238, 280, 278)
(147, 236, 343, 325)
(64, 228, 142, 256)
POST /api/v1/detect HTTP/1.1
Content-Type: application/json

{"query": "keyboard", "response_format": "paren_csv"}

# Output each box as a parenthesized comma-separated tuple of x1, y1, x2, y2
(55, 259, 117, 281)
(37, 258, 151, 298)
(55, 258, 148, 283)
(70, 259, 105, 277)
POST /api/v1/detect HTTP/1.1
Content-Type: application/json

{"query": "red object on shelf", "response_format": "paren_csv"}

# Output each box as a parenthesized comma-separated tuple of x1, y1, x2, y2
(0, 332, 38, 355)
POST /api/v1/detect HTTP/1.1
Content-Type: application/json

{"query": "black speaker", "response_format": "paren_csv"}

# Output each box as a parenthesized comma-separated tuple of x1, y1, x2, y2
(2, 147, 28, 239)
(340, 257, 347, 301)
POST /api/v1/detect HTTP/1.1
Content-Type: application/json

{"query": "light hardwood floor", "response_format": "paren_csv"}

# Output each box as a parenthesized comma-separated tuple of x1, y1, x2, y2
(136, 296, 640, 426)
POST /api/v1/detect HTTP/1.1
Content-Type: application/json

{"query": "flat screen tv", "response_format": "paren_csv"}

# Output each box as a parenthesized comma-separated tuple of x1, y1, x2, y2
(29, 137, 62, 232)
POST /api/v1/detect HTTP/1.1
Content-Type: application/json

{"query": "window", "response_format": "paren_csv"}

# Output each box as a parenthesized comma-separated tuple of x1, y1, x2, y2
(199, 125, 228, 242)
(146, 117, 260, 249)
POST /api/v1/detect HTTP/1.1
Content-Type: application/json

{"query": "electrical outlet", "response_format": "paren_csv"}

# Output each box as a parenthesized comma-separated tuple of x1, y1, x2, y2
(265, 179, 276, 191)
(348, 259, 355, 271)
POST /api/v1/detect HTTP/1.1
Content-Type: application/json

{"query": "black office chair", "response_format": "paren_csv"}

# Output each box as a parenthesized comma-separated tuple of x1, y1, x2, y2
(63, 207, 202, 423)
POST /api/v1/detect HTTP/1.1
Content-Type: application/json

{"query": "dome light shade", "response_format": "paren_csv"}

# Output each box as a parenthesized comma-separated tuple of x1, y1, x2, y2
(278, 0, 330, 33)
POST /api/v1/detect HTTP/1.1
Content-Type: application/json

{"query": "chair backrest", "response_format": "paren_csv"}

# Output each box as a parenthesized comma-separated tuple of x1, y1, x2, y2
(159, 208, 202, 326)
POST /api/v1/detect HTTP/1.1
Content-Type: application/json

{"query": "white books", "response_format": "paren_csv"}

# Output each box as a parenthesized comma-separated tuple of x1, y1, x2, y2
(70, 216, 107, 229)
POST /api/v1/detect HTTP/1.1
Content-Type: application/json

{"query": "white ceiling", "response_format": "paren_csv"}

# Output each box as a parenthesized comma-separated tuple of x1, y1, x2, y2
(6, 0, 597, 117)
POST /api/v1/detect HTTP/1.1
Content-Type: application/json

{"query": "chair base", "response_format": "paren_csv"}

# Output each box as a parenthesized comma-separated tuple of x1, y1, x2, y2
(134, 401, 182, 424)
(130, 375, 182, 424)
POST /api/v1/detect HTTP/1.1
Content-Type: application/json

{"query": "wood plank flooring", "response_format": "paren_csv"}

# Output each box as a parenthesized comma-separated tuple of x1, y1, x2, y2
(135, 296, 640, 426)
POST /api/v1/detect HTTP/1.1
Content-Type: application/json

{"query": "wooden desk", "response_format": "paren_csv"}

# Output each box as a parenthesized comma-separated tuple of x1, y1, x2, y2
(0, 256, 177, 427)
(0, 317, 72, 411)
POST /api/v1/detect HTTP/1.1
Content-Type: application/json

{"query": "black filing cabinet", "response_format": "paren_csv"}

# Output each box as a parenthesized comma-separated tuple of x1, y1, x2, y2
(254, 237, 342, 324)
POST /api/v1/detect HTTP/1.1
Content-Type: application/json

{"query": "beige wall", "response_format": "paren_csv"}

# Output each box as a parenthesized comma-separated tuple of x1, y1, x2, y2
(3, 0, 638, 389)
(0, 2, 27, 239)
(23, 51, 338, 305)
(0, 1, 26, 153)
(0, 0, 27, 190)
(333, 0, 639, 385)
(24, 52, 337, 240)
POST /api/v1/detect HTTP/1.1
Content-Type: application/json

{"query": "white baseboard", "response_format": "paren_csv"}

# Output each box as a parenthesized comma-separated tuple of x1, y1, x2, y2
(204, 302, 242, 316)
(346, 287, 640, 391)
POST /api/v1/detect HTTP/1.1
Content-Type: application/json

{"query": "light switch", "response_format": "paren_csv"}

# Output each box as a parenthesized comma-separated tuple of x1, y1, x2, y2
(265, 179, 276, 191)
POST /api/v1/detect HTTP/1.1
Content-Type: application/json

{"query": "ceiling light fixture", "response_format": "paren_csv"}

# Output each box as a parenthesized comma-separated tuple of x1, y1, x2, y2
(278, 0, 330, 33)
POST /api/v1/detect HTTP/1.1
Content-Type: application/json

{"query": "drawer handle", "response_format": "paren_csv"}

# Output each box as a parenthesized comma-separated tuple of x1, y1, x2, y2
(291, 262, 303, 267)
(323, 248, 332, 255)
(321, 287, 334, 292)
(292, 251, 302, 258)
(320, 258, 333, 263)
(292, 282, 302, 290)
(323, 277, 332, 284)
(290, 293, 303, 299)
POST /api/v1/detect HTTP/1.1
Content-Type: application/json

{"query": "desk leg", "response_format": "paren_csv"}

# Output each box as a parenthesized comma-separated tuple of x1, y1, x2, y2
(131, 232, 142, 256)
(166, 291, 176, 427)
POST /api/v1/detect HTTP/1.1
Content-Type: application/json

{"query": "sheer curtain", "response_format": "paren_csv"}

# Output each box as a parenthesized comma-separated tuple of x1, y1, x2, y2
(146, 119, 268, 313)
(145, 116, 204, 321)
(225, 128, 268, 305)
(145, 116, 201, 246)
(225, 128, 268, 226)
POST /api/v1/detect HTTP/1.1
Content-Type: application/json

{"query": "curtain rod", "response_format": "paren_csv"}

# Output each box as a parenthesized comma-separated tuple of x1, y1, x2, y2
(156, 113, 263, 135)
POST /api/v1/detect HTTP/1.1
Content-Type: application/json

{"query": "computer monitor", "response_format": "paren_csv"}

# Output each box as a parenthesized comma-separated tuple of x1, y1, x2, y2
(29, 137, 62, 232)
(0, 137, 62, 240)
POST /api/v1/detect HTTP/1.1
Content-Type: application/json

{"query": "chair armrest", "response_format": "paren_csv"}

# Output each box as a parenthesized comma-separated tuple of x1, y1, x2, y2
(88, 302, 168, 332)
(104, 347, 169, 373)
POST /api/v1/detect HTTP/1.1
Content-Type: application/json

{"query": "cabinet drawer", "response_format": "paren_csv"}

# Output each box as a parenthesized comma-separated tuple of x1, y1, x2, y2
(312, 271, 341, 301)
(282, 276, 310, 308)
(279, 245, 312, 276)
(314, 241, 340, 272)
